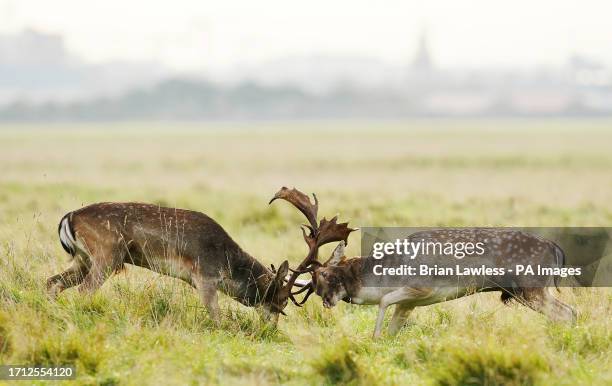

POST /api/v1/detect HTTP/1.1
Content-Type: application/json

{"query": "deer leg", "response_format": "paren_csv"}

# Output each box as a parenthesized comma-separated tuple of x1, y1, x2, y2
(193, 274, 221, 325)
(78, 261, 113, 295)
(46, 257, 90, 298)
(388, 303, 414, 335)
(77, 245, 122, 295)
(521, 288, 577, 324)
(201, 284, 220, 325)
(373, 287, 439, 338)
(374, 288, 418, 338)
(373, 306, 388, 339)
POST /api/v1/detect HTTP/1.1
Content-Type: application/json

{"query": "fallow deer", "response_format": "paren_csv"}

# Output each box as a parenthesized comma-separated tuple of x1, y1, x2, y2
(278, 194, 577, 338)
(47, 188, 351, 325)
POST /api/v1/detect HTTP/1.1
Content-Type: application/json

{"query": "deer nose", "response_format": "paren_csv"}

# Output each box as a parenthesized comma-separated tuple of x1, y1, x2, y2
(322, 297, 332, 308)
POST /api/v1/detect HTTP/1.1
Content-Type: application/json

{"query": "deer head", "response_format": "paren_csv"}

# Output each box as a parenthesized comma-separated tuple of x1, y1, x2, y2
(310, 241, 361, 308)
(269, 187, 357, 308)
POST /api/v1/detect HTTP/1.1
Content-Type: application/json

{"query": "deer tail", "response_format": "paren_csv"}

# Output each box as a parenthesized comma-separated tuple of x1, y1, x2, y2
(549, 240, 566, 292)
(58, 212, 77, 257)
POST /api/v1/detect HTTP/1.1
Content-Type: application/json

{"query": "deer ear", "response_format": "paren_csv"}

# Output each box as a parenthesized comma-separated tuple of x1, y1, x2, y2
(275, 260, 289, 285)
(327, 241, 346, 266)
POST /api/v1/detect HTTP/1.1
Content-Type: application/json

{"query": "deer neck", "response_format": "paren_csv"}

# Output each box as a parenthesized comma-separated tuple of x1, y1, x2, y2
(339, 258, 365, 301)
(223, 249, 276, 307)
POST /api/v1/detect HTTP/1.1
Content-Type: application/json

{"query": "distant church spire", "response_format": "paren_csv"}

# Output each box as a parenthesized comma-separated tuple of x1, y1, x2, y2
(412, 30, 433, 72)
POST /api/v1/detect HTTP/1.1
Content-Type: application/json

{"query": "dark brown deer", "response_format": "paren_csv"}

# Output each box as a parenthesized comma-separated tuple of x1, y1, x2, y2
(278, 198, 578, 338)
(47, 188, 351, 325)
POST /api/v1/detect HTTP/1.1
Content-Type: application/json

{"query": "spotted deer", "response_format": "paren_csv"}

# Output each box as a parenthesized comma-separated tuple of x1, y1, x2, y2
(277, 192, 577, 338)
(47, 188, 351, 325)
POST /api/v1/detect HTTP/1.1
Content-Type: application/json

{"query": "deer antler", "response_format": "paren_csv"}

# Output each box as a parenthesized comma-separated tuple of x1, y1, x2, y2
(269, 187, 319, 233)
(269, 187, 356, 306)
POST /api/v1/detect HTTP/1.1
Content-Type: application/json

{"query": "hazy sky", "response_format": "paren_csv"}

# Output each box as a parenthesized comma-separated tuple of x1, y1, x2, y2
(1, 0, 610, 72)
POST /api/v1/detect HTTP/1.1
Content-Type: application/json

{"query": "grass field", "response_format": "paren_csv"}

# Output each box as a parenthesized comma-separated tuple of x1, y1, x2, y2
(0, 120, 611, 385)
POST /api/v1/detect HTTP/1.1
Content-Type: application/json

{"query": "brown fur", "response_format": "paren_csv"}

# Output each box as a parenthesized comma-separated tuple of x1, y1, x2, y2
(48, 202, 290, 322)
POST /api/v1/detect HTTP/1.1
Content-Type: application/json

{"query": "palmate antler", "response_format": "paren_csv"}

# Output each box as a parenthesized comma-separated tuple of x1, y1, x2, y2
(269, 187, 356, 306)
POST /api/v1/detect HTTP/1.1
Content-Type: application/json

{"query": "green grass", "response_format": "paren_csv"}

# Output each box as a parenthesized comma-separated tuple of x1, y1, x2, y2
(0, 120, 611, 385)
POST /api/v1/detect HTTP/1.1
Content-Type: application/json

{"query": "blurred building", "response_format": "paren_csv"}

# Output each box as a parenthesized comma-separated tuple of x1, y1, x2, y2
(402, 33, 612, 116)
(0, 29, 167, 104)
(0, 29, 611, 120)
